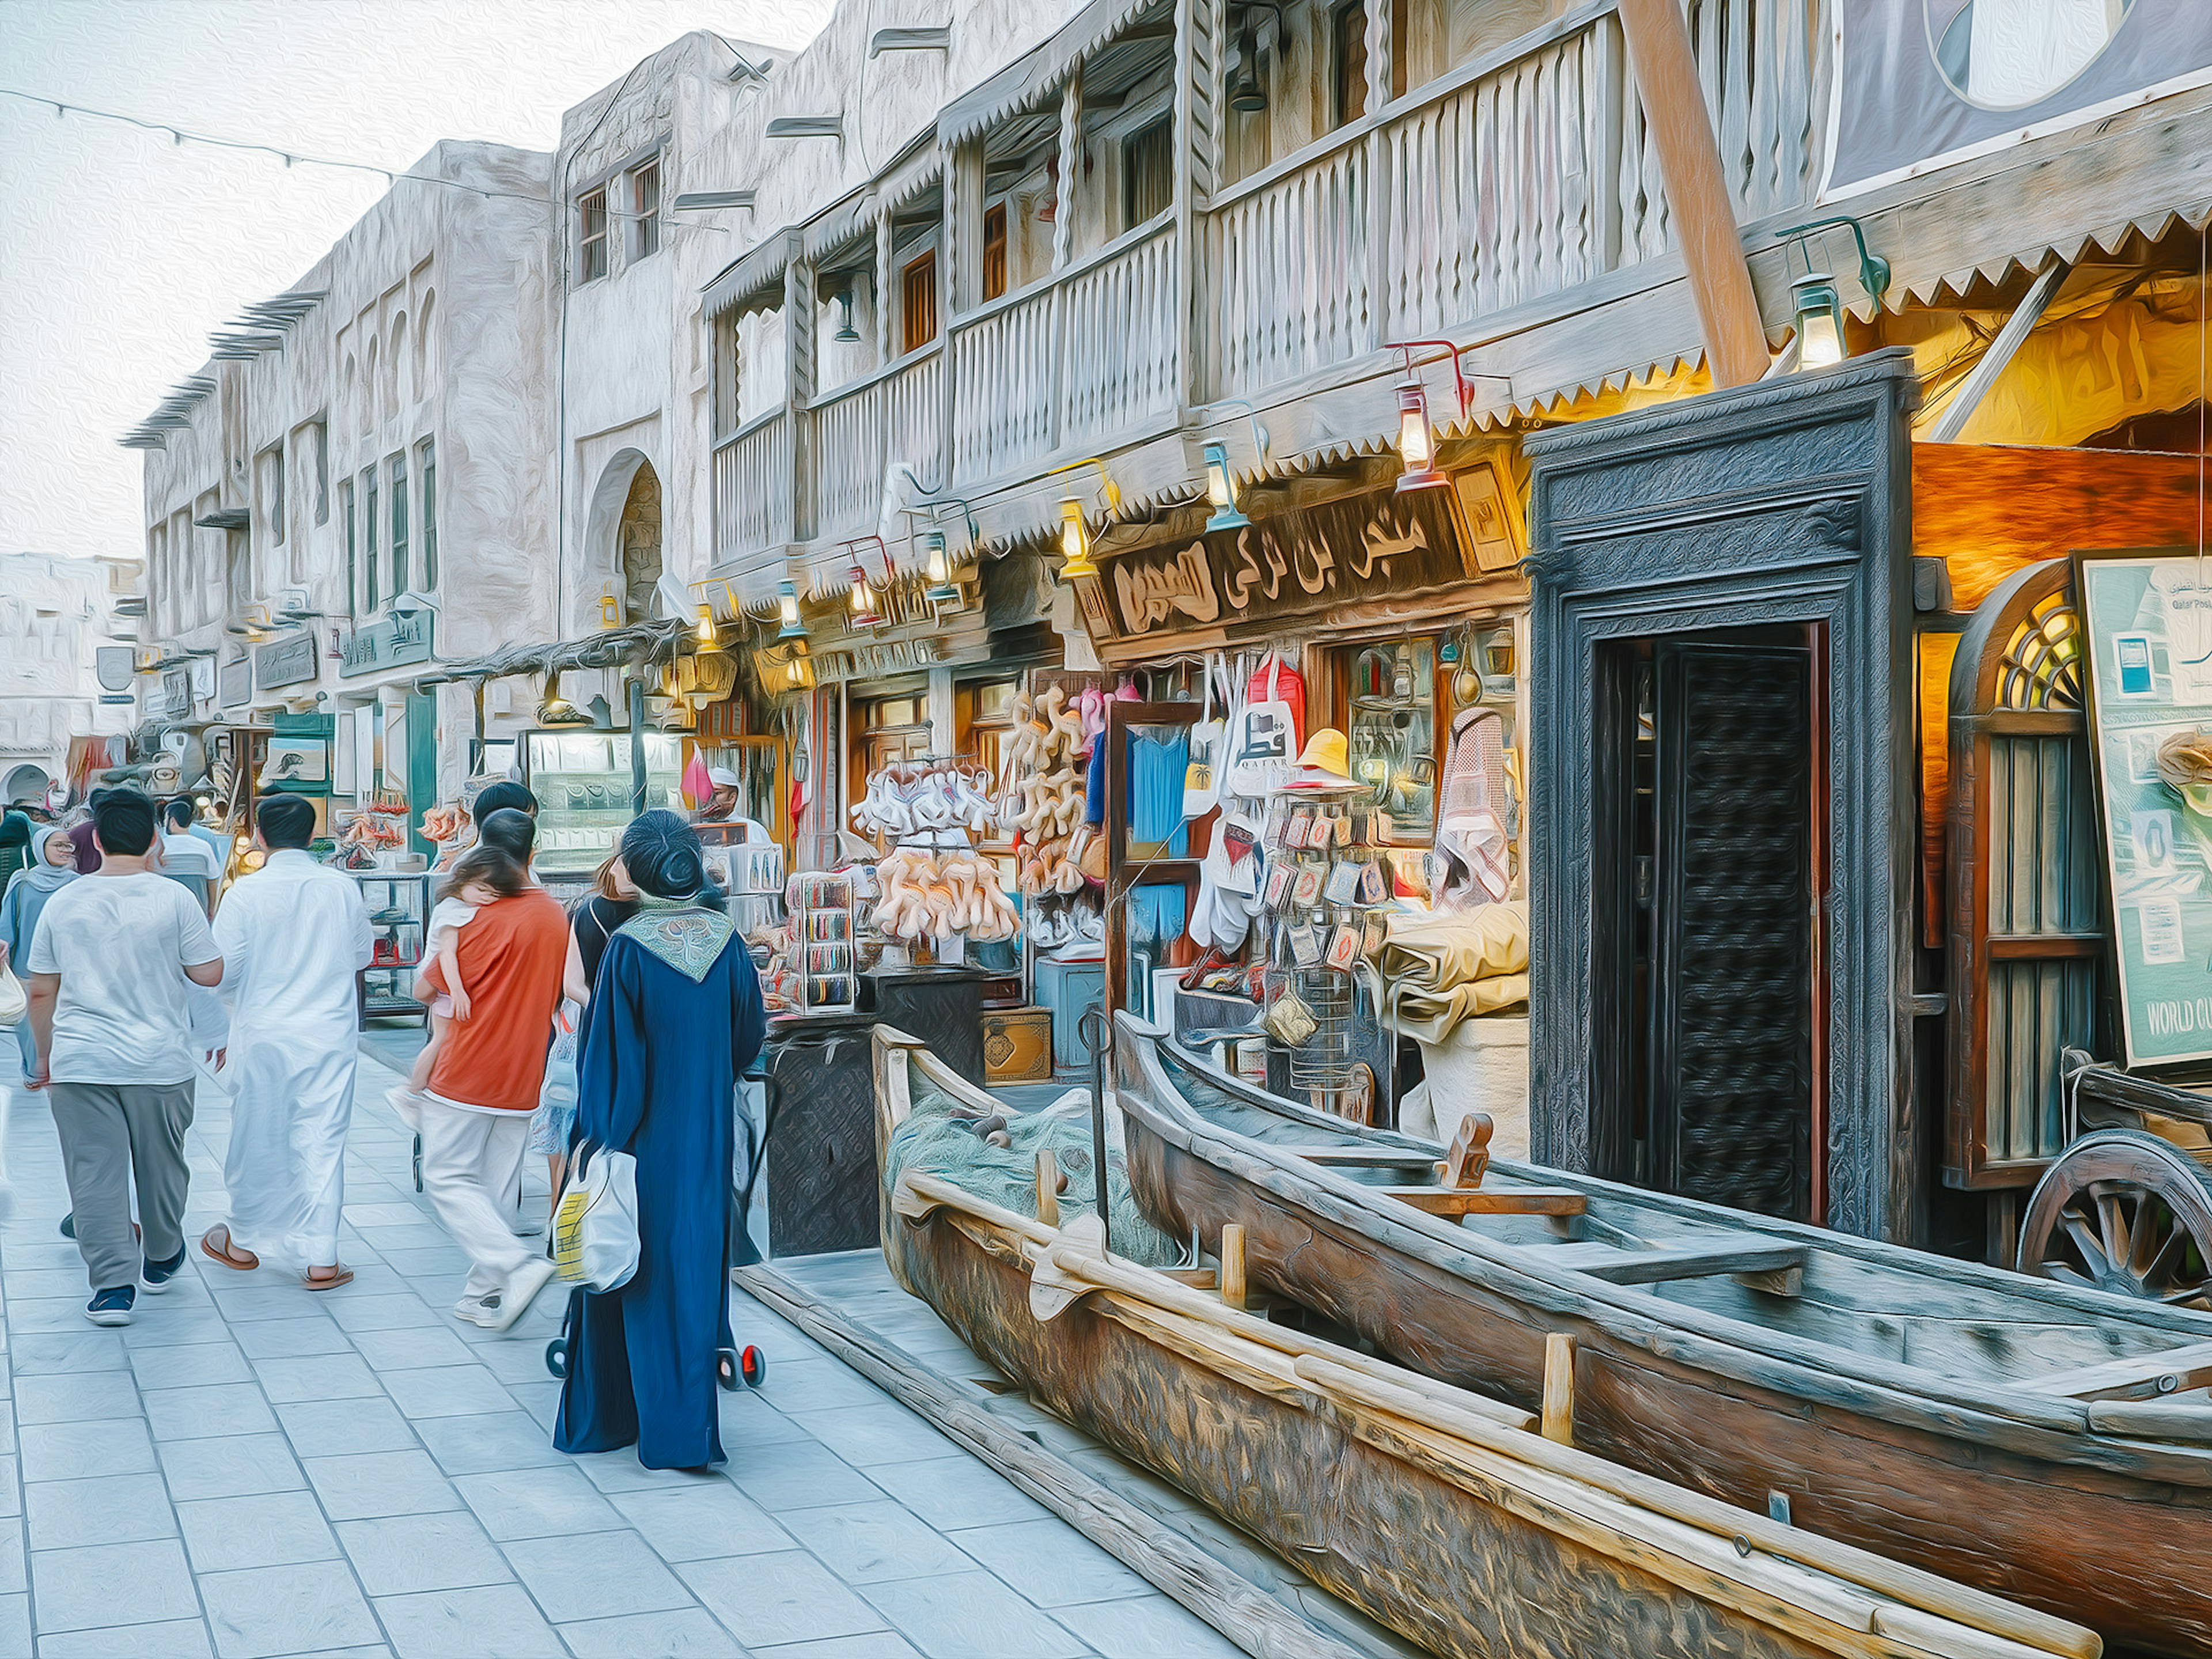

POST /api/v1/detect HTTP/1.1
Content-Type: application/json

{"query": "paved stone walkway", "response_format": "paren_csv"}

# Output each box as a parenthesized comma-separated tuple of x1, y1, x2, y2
(0, 1045, 1244, 1658)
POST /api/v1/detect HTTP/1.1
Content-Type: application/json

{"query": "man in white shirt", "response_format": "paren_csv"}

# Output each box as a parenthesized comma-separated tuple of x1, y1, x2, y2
(24, 791, 225, 1326)
(201, 793, 374, 1290)
(692, 767, 771, 842)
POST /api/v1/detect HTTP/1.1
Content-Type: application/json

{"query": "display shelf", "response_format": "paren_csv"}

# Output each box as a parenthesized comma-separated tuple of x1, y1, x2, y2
(525, 730, 687, 872)
(353, 870, 433, 1028)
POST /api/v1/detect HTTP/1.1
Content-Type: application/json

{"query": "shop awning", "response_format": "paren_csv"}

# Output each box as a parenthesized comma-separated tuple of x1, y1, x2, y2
(439, 618, 696, 683)
(937, 0, 1169, 151)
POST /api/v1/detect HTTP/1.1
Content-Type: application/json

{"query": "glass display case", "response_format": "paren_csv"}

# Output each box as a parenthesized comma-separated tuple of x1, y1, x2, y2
(354, 870, 432, 1028)
(1346, 638, 1437, 843)
(524, 730, 687, 874)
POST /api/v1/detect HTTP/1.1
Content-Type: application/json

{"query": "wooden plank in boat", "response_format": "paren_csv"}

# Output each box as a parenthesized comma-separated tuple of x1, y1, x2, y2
(2020, 1339, 2212, 1402)
(1296, 1147, 1444, 1168)
(1543, 1240, 1809, 1286)
(1380, 1185, 1588, 1217)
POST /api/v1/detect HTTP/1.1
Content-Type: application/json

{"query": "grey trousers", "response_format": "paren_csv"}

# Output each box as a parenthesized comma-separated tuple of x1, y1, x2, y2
(49, 1081, 195, 1292)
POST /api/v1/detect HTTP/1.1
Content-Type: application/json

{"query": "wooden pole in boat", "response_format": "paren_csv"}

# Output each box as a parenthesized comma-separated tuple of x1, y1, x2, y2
(1542, 1333, 1575, 1446)
(1080, 1006, 1112, 1251)
(1036, 1150, 1060, 1228)
(1221, 1223, 1247, 1310)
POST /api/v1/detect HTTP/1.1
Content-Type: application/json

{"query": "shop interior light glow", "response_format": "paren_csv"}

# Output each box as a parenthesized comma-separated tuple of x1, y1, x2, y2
(1058, 498, 1099, 582)
(1203, 441, 1248, 532)
(776, 579, 806, 640)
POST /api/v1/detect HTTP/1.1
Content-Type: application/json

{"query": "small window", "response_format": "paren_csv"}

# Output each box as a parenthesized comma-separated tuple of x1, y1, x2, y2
(259, 446, 286, 546)
(1122, 117, 1173, 229)
(982, 203, 1007, 302)
(312, 421, 329, 525)
(418, 439, 438, 590)
(1334, 2, 1369, 127)
(1389, 0, 1408, 101)
(900, 250, 938, 355)
(363, 468, 380, 611)
(630, 157, 661, 260)
(340, 479, 357, 619)
(578, 186, 609, 282)
(388, 454, 409, 600)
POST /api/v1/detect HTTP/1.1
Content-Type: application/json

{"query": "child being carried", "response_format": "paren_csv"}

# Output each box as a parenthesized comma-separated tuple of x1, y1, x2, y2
(403, 845, 532, 1098)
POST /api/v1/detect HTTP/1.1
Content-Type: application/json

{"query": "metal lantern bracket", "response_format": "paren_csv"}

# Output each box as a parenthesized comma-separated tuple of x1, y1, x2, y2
(1775, 215, 1892, 309)
(1384, 340, 1513, 422)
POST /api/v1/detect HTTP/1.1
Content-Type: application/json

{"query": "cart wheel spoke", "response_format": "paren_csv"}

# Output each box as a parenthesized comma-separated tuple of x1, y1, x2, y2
(2094, 1190, 2131, 1269)
(2021, 1130, 2212, 1305)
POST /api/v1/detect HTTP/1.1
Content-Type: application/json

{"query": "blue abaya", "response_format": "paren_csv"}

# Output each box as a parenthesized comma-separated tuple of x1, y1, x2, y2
(552, 925, 766, 1469)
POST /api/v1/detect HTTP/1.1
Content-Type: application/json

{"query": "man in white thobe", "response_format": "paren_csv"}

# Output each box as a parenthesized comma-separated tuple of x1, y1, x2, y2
(202, 793, 374, 1287)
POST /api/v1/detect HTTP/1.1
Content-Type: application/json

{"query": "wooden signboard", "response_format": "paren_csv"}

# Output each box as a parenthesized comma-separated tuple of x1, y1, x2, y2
(1090, 488, 1474, 643)
(2074, 546, 2212, 1073)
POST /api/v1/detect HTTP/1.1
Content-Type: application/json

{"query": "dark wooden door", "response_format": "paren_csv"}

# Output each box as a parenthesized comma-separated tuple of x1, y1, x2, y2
(1647, 641, 1815, 1219)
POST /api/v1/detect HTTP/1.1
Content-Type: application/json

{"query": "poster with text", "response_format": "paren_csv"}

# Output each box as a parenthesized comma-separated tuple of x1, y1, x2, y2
(2078, 550, 2212, 1069)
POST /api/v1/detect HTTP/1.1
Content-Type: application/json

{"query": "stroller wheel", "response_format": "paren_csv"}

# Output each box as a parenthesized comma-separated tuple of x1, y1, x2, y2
(544, 1338, 568, 1379)
(715, 1347, 739, 1392)
(717, 1344, 768, 1392)
(412, 1134, 423, 1193)
(740, 1344, 767, 1389)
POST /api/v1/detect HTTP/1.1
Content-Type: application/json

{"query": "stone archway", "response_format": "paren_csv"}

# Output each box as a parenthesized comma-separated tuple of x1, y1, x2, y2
(2, 763, 50, 804)
(579, 448, 665, 628)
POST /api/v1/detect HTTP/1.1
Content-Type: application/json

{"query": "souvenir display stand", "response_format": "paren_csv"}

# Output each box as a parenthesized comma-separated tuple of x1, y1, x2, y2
(786, 870, 857, 1013)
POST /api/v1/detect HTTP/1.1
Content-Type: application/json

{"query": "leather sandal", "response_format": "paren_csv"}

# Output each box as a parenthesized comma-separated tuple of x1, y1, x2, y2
(199, 1224, 259, 1271)
(303, 1265, 353, 1291)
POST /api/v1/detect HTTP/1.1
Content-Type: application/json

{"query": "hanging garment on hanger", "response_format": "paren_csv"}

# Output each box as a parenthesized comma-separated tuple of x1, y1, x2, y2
(1434, 706, 1512, 911)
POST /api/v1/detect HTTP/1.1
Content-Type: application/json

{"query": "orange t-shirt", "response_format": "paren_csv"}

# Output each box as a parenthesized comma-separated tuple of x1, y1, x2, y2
(425, 888, 570, 1111)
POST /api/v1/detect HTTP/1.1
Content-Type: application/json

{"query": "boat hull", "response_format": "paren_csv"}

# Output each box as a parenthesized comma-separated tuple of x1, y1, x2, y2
(888, 1196, 1888, 1659)
(1120, 1080, 2212, 1657)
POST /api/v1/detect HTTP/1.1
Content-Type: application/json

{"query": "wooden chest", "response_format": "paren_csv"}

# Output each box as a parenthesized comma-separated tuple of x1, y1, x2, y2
(982, 1006, 1054, 1084)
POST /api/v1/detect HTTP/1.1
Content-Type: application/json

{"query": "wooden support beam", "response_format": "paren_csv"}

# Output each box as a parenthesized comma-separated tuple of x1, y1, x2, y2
(1613, 0, 1766, 388)
(2022, 1340, 2212, 1403)
(1381, 1186, 1588, 1217)
(1541, 1333, 1575, 1445)
(1926, 260, 2069, 442)
(1543, 1240, 1808, 1285)
(1220, 1222, 1247, 1310)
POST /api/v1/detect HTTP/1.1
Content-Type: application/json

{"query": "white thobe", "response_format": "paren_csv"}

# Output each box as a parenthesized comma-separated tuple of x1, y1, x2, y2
(213, 849, 374, 1269)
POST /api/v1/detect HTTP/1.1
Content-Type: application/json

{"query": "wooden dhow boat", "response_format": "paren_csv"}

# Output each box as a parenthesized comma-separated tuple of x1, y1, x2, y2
(872, 1027, 2098, 1659)
(1113, 1014, 2212, 1657)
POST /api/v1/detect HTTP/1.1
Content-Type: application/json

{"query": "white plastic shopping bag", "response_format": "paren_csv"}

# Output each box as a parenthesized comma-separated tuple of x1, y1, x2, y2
(552, 1142, 640, 1293)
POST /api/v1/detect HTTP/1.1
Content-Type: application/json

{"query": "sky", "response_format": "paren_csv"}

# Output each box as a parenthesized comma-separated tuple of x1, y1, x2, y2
(0, 0, 833, 570)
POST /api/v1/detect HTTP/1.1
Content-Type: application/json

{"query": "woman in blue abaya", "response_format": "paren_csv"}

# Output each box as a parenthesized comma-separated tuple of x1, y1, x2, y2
(554, 810, 766, 1469)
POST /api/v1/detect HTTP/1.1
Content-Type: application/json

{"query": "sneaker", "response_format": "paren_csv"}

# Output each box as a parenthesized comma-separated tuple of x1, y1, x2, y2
(452, 1291, 502, 1328)
(58, 1212, 74, 1240)
(490, 1258, 556, 1332)
(142, 1246, 188, 1294)
(85, 1286, 135, 1326)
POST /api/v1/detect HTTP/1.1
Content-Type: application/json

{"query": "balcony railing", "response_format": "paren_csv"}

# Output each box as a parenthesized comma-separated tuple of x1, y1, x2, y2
(949, 218, 1178, 488)
(712, 409, 793, 568)
(713, 0, 1824, 581)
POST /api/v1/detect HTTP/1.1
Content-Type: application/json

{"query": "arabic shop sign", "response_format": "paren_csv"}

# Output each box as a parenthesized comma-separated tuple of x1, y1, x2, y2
(255, 629, 320, 691)
(340, 609, 434, 678)
(1095, 488, 1474, 640)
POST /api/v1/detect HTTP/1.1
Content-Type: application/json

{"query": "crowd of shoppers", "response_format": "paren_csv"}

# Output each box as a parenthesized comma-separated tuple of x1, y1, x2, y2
(0, 779, 767, 1471)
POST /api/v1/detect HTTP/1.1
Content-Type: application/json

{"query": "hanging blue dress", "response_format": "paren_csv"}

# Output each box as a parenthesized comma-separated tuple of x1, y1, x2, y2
(553, 908, 767, 1469)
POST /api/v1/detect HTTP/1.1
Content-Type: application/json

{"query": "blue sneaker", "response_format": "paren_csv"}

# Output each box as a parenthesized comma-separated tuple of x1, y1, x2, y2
(142, 1247, 187, 1294)
(85, 1286, 135, 1326)
(58, 1213, 74, 1239)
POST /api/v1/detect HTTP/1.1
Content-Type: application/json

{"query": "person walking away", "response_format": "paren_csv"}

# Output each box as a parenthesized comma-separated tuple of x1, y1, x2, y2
(1, 827, 77, 1080)
(158, 797, 221, 916)
(555, 811, 766, 1469)
(0, 802, 32, 888)
(416, 809, 579, 1331)
(198, 793, 373, 1289)
(65, 789, 111, 873)
(398, 846, 529, 1101)
(22, 792, 224, 1325)
(530, 853, 637, 1229)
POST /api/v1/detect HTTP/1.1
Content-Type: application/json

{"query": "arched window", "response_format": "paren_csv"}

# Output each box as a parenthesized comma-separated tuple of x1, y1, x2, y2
(388, 312, 407, 419)
(415, 289, 436, 392)
(363, 340, 380, 434)
(340, 354, 357, 440)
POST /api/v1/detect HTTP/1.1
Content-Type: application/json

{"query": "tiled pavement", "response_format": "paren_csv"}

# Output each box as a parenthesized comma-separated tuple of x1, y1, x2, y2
(0, 1043, 1245, 1658)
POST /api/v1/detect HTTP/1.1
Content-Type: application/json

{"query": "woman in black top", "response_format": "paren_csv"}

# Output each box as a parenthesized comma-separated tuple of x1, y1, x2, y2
(530, 854, 639, 1215)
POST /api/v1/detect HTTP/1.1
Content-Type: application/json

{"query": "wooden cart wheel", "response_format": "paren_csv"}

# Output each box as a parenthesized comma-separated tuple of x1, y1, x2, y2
(2017, 1129, 2212, 1305)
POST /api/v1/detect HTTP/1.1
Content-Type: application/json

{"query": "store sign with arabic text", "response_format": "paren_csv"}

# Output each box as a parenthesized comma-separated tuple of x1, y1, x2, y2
(1093, 489, 1472, 640)
(340, 611, 434, 679)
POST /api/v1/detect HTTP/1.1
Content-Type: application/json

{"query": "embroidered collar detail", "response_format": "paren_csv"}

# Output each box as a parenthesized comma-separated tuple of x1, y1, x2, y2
(615, 904, 733, 983)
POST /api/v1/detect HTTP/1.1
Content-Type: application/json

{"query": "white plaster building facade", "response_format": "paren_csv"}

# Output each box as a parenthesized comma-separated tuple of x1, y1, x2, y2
(0, 553, 140, 803)
(133, 140, 556, 809)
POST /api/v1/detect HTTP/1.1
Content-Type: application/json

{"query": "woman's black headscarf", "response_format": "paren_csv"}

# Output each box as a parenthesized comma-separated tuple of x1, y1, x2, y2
(620, 809, 711, 902)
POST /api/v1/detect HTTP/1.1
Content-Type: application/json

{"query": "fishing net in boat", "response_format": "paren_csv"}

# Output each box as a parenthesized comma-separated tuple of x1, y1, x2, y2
(885, 1071, 1181, 1266)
